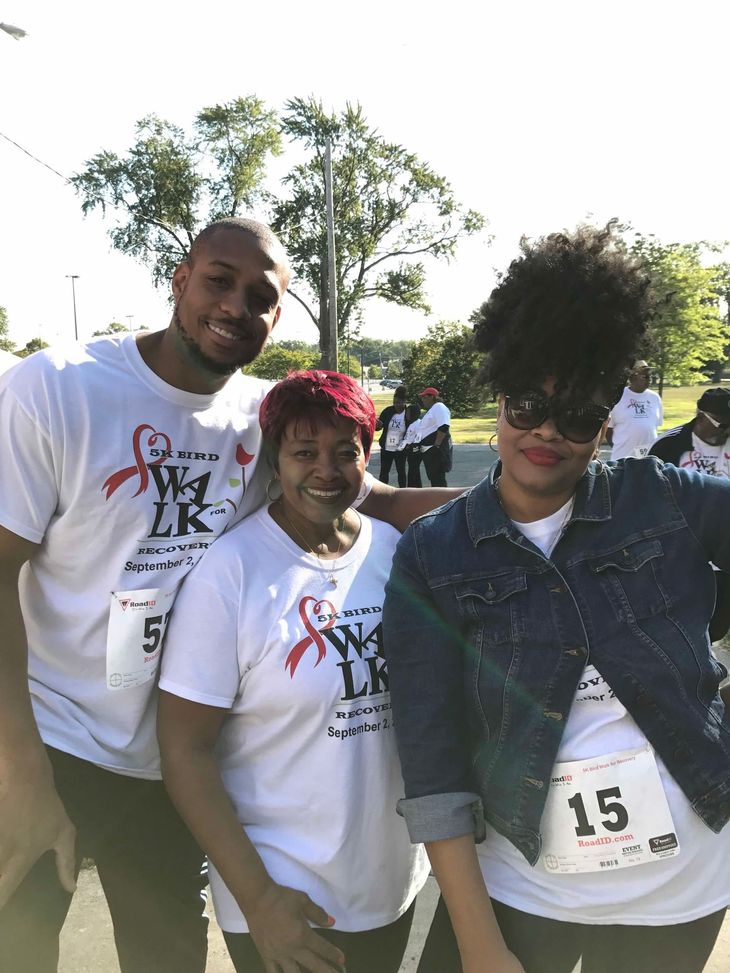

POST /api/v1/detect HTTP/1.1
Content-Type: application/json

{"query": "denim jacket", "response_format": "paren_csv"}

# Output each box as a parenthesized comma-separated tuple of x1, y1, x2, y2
(382, 458, 730, 866)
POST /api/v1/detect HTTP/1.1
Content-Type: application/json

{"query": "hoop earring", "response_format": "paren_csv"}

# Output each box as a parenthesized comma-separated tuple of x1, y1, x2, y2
(266, 476, 282, 502)
(587, 458, 606, 477)
(489, 434, 499, 453)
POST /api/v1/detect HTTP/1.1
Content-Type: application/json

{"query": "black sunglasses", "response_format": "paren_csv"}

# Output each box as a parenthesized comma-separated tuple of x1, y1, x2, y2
(503, 392, 610, 444)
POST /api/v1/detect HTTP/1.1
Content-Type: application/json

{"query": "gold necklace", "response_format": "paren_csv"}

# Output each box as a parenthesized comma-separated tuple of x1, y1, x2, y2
(276, 503, 345, 588)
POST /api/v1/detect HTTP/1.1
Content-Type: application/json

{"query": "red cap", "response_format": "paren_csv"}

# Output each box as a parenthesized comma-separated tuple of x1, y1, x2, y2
(419, 387, 439, 397)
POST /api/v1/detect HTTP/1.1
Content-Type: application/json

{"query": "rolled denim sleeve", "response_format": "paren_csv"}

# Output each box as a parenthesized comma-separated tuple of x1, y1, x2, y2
(383, 524, 482, 842)
(397, 793, 485, 844)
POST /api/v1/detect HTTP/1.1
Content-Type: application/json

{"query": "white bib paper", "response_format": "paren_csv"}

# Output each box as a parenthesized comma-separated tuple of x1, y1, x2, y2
(106, 586, 178, 691)
(541, 744, 679, 874)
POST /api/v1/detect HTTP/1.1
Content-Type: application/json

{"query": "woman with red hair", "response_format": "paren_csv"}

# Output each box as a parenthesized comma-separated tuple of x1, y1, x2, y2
(157, 371, 429, 973)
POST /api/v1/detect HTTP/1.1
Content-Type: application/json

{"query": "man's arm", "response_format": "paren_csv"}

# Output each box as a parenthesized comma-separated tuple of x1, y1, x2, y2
(0, 525, 76, 907)
(360, 479, 465, 532)
(434, 423, 450, 448)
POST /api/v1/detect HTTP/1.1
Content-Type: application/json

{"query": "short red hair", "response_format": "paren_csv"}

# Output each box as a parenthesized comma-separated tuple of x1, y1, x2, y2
(259, 370, 376, 458)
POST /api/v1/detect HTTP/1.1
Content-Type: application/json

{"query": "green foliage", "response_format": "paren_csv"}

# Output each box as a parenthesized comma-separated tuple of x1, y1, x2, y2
(16, 336, 49, 358)
(271, 97, 486, 356)
(401, 321, 484, 417)
(71, 97, 281, 288)
(629, 235, 729, 393)
(0, 306, 14, 352)
(244, 343, 318, 380)
(92, 321, 149, 336)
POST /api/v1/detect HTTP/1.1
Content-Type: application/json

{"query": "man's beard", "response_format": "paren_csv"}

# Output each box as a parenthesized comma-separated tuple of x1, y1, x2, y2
(173, 307, 254, 377)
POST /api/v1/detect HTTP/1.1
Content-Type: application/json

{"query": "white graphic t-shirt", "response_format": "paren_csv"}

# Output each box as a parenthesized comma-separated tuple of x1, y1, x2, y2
(0, 336, 272, 777)
(477, 503, 730, 924)
(418, 402, 450, 452)
(679, 433, 730, 478)
(160, 509, 429, 933)
(609, 387, 663, 460)
(384, 411, 407, 451)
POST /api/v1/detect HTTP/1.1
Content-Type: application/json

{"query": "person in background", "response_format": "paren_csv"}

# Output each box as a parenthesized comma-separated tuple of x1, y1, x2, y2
(606, 360, 663, 459)
(398, 405, 424, 487)
(418, 387, 452, 487)
(376, 387, 410, 487)
(384, 226, 730, 973)
(158, 371, 429, 973)
(651, 386, 730, 641)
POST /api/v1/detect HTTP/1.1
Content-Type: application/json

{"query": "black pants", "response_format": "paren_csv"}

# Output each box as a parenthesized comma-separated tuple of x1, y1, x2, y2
(406, 448, 422, 487)
(418, 895, 726, 973)
(224, 899, 415, 973)
(379, 449, 407, 487)
(422, 446, 447, 487)
(0, 746, 208, 973)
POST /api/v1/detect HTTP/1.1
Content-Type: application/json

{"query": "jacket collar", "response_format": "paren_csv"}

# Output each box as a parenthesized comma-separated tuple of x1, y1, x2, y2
(465, 461, 613, 547)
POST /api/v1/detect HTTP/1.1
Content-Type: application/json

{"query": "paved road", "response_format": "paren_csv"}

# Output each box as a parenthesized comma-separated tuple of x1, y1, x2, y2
(59, 445, 730, 970)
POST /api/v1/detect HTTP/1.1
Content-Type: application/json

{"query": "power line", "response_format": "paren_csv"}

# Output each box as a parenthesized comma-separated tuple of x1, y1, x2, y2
(0, 130, 71, 184)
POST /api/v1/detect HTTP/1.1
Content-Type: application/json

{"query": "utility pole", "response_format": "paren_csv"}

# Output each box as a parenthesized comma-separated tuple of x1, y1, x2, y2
(126, 315, 134, 332)
(324, 139, 338, 371)
(66, 275, 80, 341)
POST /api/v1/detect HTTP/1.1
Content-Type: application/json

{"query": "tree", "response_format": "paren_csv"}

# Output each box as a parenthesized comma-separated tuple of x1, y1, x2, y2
(244, 343, 318, 380)
(629, 236, 729, 393)
(0, 306, 14, 352)
(71, 98, 282, 288)
(16, 337, 49, 358)
(401, 322, 484, 416)
(92, 321, 149, 337)
(272, 99, 486, 362)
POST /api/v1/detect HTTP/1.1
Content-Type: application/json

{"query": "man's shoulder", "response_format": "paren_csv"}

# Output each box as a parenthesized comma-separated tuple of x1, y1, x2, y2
(0, 337, 126, 398)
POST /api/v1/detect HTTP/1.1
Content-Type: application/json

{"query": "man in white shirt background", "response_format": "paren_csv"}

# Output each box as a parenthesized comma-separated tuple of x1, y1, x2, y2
(606, 360, 663, 460)
(417, 387, 452, 487)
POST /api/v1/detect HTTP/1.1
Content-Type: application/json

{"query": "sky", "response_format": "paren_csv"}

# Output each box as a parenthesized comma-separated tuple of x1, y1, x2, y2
(1, 0, 729, 350)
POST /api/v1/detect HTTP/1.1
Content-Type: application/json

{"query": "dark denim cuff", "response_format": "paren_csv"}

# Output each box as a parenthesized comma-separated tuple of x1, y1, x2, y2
(397, 792, 485, 844)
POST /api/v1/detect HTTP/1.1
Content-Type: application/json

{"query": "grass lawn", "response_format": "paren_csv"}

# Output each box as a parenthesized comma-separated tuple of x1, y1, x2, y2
(370, 386, 707, 445)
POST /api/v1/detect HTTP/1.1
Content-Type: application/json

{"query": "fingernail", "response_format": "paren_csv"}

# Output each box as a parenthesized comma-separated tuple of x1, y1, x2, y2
(327, 915, 336, 925)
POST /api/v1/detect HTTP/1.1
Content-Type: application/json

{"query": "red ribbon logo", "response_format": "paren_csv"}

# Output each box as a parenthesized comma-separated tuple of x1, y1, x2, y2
(102, 424, 171, 500)
(285, 596, 337, 678)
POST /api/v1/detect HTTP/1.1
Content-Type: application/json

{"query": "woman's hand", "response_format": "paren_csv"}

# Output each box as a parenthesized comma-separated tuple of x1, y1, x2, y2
(247, 881, 345, 972)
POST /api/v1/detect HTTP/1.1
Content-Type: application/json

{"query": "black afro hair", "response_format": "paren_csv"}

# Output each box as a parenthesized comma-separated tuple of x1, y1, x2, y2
(472, 223, 655, 405)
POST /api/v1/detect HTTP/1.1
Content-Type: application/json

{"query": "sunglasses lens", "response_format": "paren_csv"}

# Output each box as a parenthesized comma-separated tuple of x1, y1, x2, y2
(559, 407, 605, 443)
(505, 395, 546, 429)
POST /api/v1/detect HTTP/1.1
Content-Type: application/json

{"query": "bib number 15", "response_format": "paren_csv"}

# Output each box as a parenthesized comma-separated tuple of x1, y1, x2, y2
(568, 787, 629, 837)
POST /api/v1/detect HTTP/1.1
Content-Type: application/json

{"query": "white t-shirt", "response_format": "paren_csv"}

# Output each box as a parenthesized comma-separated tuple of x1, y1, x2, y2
(679, 433, 730, 478)
(384, 411, 407, 451)
(398, 419, 422, 451)
(160, 509, 429, 933)
(477, 500, 730, 924)
(418, 402, 450, 452)
(0, 335, 272, 777)
(609, 387, 663, 460)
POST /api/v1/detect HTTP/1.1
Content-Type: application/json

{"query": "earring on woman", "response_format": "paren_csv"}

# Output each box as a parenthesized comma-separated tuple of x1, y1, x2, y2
(266, 476, 282, 502)
(488, 434, 499, 452)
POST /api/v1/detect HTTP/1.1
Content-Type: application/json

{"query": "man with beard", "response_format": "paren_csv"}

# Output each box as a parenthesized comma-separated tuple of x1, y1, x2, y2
(0, 218, 452, 972)
(650, 387, 730, 641)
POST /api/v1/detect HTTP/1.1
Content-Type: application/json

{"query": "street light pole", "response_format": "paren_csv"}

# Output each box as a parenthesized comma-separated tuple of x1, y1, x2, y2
(66, 275, 80, 342)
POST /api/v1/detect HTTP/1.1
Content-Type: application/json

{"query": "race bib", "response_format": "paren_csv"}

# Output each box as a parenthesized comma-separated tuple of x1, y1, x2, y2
(106, 586, 178, 691)
(540, 744, 679, 874)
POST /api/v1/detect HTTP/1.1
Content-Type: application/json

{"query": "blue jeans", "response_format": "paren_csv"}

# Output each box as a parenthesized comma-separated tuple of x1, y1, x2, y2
(0, 747, 208, 973)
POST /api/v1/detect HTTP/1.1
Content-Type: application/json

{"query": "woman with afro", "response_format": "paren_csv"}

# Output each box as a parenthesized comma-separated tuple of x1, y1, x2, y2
(383, 224, 730, 973)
